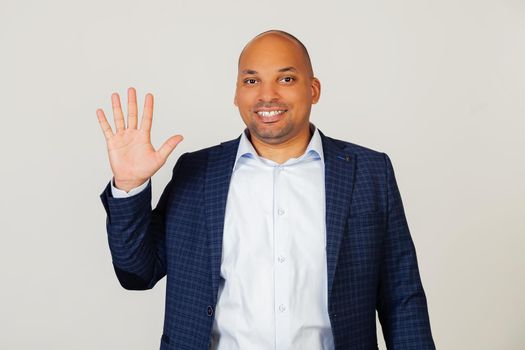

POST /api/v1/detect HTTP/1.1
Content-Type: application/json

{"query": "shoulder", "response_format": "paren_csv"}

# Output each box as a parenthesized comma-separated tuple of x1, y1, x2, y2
(320, 131, 388, 164)
(319, 131, 397, 187)
(325, 135, 383, 155)
(181, 136, 240, 161)
(171, 135, 241, 175)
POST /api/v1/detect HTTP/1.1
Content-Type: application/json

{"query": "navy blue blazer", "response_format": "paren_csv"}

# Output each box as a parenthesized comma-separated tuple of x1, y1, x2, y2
(100, 130, 435, 350)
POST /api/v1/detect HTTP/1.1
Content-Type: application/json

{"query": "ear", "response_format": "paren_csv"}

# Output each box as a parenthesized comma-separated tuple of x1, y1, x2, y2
(234, 88, 239, 107)
(311, 77, 321, 104)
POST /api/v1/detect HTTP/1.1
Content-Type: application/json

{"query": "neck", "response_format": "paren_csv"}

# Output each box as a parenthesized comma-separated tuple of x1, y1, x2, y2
(248, 124, 313, 164)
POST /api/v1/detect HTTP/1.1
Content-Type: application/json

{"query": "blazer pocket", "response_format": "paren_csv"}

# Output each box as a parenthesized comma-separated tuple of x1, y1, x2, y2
(347, 211, 386, 256)
(348, 210, 386, 227)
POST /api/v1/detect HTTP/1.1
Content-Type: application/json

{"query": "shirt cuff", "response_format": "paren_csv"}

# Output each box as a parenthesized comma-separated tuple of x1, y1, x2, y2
(111, 178, 150, 198)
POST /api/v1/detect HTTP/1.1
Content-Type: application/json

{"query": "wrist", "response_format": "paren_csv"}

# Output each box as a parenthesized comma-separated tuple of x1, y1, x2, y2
(113, 178, 148, 193)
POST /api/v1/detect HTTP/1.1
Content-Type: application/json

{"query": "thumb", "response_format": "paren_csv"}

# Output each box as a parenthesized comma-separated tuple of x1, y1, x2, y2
(157, 135, 184, 162)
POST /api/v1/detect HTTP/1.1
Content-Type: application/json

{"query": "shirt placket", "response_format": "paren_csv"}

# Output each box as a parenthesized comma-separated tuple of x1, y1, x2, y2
(273, 164, 291, 349)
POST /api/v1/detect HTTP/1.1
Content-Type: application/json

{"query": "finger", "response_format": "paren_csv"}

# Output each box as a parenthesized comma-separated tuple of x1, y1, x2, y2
(157, 135, 184, 162)
(111, 93, 125, 132)
(127, 87, 138, 129)
(140, 93, 154, 132)
(96, 109, 114, 140)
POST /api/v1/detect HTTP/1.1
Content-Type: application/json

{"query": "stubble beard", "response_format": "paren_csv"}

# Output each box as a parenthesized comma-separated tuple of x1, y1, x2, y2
(248, 117, 296, 145)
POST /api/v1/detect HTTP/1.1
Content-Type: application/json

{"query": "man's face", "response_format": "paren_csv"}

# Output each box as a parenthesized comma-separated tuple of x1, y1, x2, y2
(234, 34, 321, 145)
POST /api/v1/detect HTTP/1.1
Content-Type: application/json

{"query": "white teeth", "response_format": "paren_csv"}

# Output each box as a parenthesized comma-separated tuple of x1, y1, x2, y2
(257, 110, 285, 117)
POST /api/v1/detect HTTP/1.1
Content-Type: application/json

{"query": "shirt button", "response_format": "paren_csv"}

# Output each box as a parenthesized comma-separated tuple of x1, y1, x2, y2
(207, 305, 214, 317)
(278, 304, 286, 312)
(277, 208, 285, 215)
(278, 256, 286, 263)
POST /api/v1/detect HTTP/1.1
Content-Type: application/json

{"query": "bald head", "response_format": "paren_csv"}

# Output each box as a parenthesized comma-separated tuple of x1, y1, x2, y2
(238, 30, 314, 78)
(234, 29, 321, 151)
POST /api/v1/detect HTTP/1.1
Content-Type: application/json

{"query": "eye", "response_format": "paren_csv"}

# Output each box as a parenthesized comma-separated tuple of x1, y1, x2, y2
(279, 76, 295, 84)
(243, 78, 258, 85)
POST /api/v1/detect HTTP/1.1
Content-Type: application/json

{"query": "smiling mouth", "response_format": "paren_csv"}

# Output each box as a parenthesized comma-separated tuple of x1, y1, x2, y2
(256, 110, 286, 117)
(254, 109, 287, 123)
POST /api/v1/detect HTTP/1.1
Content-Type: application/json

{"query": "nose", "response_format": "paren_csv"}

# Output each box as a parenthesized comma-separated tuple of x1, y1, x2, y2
(258, 81, 280, 102)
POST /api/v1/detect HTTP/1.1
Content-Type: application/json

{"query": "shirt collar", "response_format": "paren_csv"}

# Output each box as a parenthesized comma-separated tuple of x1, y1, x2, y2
(232, 124, 324, 171)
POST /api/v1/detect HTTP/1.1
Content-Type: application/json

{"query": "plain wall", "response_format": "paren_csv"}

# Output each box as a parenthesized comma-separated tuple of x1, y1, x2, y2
(1, 0, 524, 349)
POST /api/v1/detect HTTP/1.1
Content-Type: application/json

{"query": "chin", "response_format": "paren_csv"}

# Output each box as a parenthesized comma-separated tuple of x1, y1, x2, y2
(250, 124, 296, 144)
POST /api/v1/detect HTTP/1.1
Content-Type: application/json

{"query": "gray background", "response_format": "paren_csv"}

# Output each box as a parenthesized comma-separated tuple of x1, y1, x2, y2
(1, 0, 524, 349)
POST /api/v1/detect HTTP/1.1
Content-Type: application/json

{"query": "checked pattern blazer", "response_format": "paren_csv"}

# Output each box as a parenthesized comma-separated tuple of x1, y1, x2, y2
(100, 130, 436, 350)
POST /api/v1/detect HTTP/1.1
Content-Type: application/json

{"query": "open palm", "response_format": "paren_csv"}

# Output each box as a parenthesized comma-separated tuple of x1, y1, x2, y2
(97, 88, 183, 192)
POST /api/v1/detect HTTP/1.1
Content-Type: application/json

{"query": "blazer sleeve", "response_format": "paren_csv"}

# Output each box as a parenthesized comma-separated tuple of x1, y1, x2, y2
(99, 153, 186, 290)
(376, 153, 436, 349)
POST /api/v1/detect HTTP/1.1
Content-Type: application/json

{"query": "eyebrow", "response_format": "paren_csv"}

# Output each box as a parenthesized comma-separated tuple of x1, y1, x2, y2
(278, 66, 297, 73)
(240, 66, 298, 75)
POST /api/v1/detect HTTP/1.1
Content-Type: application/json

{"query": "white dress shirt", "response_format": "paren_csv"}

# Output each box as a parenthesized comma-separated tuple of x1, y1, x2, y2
(111, 127, 334, 350)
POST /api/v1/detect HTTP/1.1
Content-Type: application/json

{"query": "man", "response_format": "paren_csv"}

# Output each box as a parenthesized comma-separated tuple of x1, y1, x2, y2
(97, 30, 435, 350)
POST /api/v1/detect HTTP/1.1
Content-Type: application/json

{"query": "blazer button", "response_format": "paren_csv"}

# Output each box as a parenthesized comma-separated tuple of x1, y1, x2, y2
(207, 305, 214, 317)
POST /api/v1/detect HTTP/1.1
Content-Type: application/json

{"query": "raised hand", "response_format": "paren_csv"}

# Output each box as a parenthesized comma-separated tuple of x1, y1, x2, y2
(97, 87, 183, 192)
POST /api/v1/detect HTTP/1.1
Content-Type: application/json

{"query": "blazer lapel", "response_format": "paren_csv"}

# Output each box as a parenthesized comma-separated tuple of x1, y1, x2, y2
(205, 137, 240, 303)
(320, 131, 357, 298)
